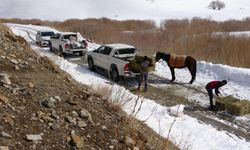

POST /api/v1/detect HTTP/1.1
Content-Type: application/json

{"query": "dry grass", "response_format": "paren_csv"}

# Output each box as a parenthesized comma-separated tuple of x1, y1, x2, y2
(1, 17, 250, 67)
(90, 82, 178, 149)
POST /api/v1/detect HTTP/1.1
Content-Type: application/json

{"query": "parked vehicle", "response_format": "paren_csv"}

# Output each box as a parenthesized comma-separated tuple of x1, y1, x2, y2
(36, 31, 55, 47)
(87, 43, 139, 82)
(49, 32, 88, 56)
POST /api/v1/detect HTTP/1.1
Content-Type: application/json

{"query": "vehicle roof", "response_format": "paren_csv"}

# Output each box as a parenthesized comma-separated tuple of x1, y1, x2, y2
(104, 43, 135, 49)
(61, 32, 76, 35)
(38, 30, 55, 33)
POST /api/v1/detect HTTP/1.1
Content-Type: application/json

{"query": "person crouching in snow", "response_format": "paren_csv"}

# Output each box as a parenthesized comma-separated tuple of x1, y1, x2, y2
(205, 80, 227, 111)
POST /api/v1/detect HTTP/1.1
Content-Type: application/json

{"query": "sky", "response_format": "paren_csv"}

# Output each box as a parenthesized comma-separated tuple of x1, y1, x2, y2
(0, 0, 250, 25)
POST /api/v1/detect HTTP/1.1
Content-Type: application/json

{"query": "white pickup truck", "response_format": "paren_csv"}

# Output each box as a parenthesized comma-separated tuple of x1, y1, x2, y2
(49, 32, 87, 56)
(87, 43, 139, 82)
(36, 30, 55, 47)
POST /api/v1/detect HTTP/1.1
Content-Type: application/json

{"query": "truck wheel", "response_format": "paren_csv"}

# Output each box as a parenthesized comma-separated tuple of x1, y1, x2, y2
(88, 58, 95, 71)
(111, 68, 119, 82)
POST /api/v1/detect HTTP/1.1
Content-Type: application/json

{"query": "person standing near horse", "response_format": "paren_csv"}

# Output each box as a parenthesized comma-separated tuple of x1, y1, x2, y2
(155, 52, 197, 84)
(138, 56, 149, 92)
(206, 80, 227, 111)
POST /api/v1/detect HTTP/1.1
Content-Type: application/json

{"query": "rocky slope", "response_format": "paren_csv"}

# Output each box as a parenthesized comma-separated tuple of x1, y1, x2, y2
(0, 24, 177, 150)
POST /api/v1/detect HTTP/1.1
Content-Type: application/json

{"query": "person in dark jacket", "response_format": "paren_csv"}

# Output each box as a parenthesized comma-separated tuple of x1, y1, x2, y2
(205, 80, 227, 111)
(138, 56, 149, 92)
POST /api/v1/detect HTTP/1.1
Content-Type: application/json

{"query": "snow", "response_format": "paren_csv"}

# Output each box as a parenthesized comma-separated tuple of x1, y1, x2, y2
(169, 104, 185, 117)
(214, 31, 250, 37)
(1, 0, 250, 26)
(7, 23, 250, 150)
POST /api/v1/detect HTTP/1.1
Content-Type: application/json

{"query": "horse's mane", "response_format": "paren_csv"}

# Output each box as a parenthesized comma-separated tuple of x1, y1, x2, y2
(157, 52, 170, 62)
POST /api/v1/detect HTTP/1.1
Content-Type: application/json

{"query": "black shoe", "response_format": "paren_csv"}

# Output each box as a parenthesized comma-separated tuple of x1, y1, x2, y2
(210, 106, 218, 111)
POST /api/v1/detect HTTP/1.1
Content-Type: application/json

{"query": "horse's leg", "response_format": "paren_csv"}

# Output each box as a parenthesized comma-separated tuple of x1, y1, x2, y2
(187, 66, 194, 84)
(170, 67, 176, 82)
(186, 57, 197, 84)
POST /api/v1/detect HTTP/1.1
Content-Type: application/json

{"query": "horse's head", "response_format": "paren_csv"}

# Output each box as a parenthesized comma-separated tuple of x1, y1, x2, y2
(155, 52, 162, 62)
(155, 51, 170, 62)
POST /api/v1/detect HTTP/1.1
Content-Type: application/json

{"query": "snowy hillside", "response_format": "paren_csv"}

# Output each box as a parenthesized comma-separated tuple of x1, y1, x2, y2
(1, 0, 250, 25)
(6, 23, 250, 150)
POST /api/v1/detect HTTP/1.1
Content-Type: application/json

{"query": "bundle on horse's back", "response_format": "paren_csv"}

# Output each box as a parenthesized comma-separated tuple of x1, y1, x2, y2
(168, 54, 186, 68)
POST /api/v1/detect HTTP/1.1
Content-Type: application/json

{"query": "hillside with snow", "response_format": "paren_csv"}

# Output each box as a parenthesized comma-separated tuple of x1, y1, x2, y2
(1, 0, 250, 25)
(6, 23, 250, 150)
(1, 0, 250, 149)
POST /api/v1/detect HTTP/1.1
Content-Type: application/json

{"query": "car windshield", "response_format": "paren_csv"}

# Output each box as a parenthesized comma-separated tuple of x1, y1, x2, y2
(41, 32, 54, 36)
(118, 48, 136, 55)
(63, 34, 77, 39)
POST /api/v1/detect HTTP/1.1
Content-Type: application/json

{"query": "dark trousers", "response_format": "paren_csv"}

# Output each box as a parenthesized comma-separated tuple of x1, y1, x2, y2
(138, 72, 148, 91)
(206, 86, 214, 109)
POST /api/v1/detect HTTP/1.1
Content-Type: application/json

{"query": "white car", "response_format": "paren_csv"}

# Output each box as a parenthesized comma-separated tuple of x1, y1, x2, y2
(50, 32, 87, 56)
(36, 31, 55, 47)
(87, 43, 139, 82)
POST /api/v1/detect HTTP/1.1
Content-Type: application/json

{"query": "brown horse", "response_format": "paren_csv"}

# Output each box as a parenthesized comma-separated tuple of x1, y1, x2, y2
(155, 52, 197, 84)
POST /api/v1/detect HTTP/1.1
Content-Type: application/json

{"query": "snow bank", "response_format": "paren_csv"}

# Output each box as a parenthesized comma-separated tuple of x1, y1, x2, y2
(198, 61, 250, 87)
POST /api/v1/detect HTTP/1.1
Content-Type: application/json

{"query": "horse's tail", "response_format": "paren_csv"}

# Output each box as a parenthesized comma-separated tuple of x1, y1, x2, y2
(193, 58, 197, 81)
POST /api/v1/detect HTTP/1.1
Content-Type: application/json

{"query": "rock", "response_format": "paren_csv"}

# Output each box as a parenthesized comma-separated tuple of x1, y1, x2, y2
(0, 146, 9, 150)
(78, 121, 87, 128)
(24, 61, 29, 65)
(36, 111, 45, 118)
(14, 65, 20, 70)
(67, 99, 78, 105)
(54, 96, 61, 102)
(124, 136, 136, 147)
(79, 109, 94, 124)
(0, 93, 9, 104)
(1, 56, 6, 59)
(133, 147, 139, 150)
(41, 97, 56, 108)
(0, 73, 10, 79)
(70, 135, 85, 149)
(65, 116, 75, 124)
(71, 111, 78, 118)
(2, 115, 15, 126)
(0, 131, 11, 138)
(111, 139, 118, 145)
(71, 130, 75, 135)
(0, 73, 11, 85)
(26, 134, 42, 141)
(41, 115, 54, 122)
(28, 82, 34, 88)
(10, 59, 18, 64)
(102, 125, 107, 130)
(9, 54, 16, 58)
(109, 145, 114, 149)
(51, 113, 60, 120)
(51, 123, 60, 131)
